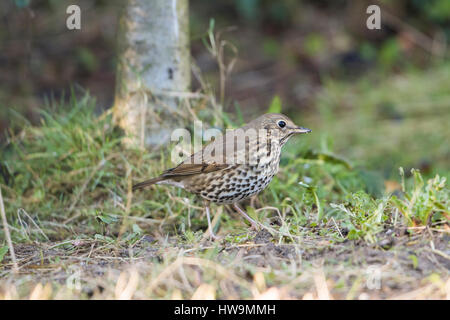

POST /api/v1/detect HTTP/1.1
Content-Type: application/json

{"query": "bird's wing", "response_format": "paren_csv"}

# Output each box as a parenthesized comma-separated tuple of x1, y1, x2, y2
(162, 129, 250, 178)
(162, 162, 229, 177)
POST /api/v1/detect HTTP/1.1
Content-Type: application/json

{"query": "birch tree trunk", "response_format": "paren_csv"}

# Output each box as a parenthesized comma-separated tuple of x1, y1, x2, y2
(114, 0, 190, 148)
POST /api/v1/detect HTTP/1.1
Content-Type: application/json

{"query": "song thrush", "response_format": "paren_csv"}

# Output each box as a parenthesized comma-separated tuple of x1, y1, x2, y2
(133, 113, 311, 239)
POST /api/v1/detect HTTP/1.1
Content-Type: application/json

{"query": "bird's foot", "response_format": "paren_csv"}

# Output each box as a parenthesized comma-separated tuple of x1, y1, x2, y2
(249, 221, 260, 231)
(207, 230, 221, 241)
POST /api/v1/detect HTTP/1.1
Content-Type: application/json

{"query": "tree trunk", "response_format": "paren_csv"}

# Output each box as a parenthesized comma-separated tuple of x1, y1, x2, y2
(114, 0, 190, 148)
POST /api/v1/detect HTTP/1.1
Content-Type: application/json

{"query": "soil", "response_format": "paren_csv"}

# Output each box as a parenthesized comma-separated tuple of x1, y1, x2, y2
(1, 229, 448, 299)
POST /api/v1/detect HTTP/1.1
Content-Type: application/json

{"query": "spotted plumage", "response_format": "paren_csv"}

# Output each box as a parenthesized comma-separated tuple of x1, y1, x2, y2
(133, 113, 311, 239)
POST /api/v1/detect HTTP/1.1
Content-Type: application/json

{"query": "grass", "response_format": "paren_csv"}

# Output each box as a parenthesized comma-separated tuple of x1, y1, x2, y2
(310, 62, 450, 179)
(0, 63, 449, 299)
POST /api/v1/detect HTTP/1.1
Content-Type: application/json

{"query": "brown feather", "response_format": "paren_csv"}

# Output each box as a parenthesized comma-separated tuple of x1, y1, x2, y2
(132, 176, 165, 191)
(163, 162, 228, 177)
(132, 163, 229, 191)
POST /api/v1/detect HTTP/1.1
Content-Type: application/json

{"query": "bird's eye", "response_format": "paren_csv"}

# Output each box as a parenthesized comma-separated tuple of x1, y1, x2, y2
(277, 120, 286, 128)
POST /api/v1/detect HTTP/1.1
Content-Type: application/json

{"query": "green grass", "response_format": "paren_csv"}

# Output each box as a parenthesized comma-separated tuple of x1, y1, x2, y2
(308, 62, 450, 179)
(0, 63, 449, 299)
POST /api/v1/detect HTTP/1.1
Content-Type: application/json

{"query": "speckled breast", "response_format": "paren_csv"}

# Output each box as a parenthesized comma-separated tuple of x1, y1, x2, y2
(184, 143, 282, 204)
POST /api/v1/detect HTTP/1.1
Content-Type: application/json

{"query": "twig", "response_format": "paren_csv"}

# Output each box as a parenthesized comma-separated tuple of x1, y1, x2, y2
(426, 247, 450, 261)
(331, 217, 344, 238)
(0, 186, 18, 273)
(118, 162, 133, 239)
(17, 208, 49, 241)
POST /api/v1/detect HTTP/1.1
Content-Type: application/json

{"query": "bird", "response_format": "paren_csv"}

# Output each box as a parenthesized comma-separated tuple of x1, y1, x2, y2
(132, 113, 311, 239)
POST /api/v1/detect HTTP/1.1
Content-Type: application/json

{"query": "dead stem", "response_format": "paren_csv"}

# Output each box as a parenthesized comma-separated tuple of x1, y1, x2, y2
(0, 186, 18, 273)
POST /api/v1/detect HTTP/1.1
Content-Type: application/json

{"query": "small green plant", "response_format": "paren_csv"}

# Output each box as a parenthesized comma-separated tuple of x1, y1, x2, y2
(330, 191, 387, 243)
(391, 168, 449, 226)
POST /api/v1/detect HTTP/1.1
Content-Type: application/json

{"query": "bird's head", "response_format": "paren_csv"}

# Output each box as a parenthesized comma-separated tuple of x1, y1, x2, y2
(247, 113, 311, 145)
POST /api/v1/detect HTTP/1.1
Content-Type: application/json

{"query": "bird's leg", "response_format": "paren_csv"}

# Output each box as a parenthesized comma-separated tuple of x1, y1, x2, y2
(204, 202, 219, 240)
(233, 203, 259, 230)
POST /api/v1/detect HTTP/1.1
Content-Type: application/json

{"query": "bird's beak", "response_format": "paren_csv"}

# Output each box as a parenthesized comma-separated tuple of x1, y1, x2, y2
(294, 126, 312, 134)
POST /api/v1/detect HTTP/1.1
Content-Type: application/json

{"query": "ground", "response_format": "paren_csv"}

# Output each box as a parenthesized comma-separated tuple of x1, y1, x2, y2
(0, 62, 449, 300)
(1, 229, 449, 299)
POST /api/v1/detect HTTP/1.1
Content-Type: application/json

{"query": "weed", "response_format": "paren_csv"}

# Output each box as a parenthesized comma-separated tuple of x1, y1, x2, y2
(391, 168, 448, 226)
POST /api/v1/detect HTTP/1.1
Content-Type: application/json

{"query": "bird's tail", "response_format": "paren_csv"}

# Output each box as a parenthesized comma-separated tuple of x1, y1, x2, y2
(132, 176, 165, 191)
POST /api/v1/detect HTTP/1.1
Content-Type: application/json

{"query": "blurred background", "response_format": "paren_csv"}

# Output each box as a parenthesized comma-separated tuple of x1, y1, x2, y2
(1, 0, 449, 179)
